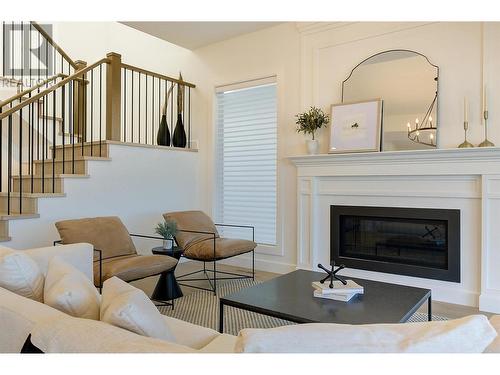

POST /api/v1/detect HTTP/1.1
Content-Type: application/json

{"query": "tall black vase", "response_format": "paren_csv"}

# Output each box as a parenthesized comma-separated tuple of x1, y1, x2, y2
(157, 114, 171, 146)
(172, 113, 187, 148)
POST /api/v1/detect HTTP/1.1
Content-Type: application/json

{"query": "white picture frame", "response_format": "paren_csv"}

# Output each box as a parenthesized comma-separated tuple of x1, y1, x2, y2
(329, 99, 383, 153)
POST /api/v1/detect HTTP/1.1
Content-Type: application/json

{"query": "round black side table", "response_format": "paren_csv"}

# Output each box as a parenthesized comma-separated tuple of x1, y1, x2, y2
(151, 246, 184, 303)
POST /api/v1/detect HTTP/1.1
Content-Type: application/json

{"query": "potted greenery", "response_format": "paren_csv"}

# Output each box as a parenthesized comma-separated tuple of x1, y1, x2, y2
(154, 220, 178, 250)
(295, 106, 330, 154)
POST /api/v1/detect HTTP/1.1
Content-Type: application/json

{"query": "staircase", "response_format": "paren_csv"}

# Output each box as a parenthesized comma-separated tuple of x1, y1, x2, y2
(0, 21, 196, 243)
(0, 142, 111, 241)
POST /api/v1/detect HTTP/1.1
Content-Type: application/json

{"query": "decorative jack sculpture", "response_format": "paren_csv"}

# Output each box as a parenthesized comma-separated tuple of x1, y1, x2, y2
(318, 261, 347, 288)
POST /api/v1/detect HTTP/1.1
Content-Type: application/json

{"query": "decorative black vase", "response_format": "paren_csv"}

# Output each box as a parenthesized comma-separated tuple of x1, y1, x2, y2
(172, 113, 187, 148)
(157, 114, 171, 146)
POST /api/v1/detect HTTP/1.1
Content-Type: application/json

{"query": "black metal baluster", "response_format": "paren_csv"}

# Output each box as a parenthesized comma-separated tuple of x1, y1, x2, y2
(90, 69, 93, 155)
(123, 68, 126, 142)
(170, 80, 173, 146)
(42, 93, 46, 193)
(0, 107, 3, 192)
(131, 70, 134, 143)
(62, 85, 65, 174)
(82, 73, 86, 157)
(8, 115, 12, 214)
(52, 90, 56, 192)
(188, 87, 191, 149)
(19, 107, 22, 213)
(151, 76, 154, 144)
(30, 101, 34, 193)
(145, 75, 148, 144)
(138, 72, 141, 143)
(99, 64, 102, 157)
(71, 81, 75, 174)
(157, 77, 160, 146)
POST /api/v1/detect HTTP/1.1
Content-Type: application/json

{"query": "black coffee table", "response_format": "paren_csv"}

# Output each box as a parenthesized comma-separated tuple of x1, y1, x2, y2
(219, 269, 431, 333)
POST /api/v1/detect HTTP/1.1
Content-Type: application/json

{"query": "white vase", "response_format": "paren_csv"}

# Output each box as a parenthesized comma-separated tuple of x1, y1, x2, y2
(306, 139, 319, 155)
(163, 239, 173, 250)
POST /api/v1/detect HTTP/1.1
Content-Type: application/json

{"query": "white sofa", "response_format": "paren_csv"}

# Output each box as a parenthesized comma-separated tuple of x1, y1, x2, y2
(0, 243, 237, 353)
(1, 243, 499, 353)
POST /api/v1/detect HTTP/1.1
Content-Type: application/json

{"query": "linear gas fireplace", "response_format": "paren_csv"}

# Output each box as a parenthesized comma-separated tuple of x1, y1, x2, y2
(331, 205, 460, 282)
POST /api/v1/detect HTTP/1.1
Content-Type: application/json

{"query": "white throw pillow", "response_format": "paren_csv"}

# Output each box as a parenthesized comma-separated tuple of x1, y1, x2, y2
(100, 277, 176, 342)
(235, 315, 497, 353)
(44, 256, 101, 320)
(0, 247, 44, 302)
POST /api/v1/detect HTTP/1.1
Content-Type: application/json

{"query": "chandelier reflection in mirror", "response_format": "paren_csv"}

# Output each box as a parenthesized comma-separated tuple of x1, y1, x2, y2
(342, 50, 439, 151)
(406, 91, 437, 147)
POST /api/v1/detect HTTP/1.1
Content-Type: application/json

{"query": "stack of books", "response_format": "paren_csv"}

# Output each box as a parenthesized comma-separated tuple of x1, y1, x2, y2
(312, 280, 364, 302)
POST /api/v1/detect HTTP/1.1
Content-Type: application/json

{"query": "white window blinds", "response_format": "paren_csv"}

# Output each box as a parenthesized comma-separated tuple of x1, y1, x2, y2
(215, 80, 277, 246)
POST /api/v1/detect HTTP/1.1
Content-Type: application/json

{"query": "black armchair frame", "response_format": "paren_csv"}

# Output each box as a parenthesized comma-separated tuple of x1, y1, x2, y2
(175, 223, 255, 295)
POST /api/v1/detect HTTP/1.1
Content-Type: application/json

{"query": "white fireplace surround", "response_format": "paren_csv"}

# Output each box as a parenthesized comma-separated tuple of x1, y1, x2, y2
(289, 147, 500, 313)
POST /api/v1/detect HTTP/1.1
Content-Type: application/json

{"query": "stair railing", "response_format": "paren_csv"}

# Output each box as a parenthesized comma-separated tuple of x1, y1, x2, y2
(118, 55, 195, 148)
(0, 57, 108, 215)
(0, 49, 197, 217)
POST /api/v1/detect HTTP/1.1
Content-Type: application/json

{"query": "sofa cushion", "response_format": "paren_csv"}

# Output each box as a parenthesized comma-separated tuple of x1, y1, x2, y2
(31, 316, 195, 353)
(198, 334, 238, 353)
(55, 216, 136, 259)
(44, 257, 101, 320)
(184, 238, 257, 261)
(100, 277, 175, 342)
(95, 254, 177, 284)
(0, 306, 34, 353)
(163, 211, 219, 250)
(163, 315, 221, 350)
(235, 315, 497, 353)
(0, 247, 44, 302)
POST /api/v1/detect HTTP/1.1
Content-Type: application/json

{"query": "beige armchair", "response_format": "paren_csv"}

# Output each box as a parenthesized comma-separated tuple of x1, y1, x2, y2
(163, 210, 256, 294)
(54, 216, 178, 292)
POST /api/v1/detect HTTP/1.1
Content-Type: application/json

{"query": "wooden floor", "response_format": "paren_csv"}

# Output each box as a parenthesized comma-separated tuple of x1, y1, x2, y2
(131, 261, 493, 320)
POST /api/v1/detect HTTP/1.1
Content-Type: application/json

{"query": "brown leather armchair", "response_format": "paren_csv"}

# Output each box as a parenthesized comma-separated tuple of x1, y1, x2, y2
(163, 210, 256, 294)
(54, 216, 178, 291)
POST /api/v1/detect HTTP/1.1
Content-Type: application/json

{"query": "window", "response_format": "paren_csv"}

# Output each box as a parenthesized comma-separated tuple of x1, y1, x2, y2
(215, 78, 277, 246)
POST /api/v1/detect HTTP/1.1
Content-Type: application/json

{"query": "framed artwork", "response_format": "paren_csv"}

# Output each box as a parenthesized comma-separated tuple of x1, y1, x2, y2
(329, 99, 383, 153)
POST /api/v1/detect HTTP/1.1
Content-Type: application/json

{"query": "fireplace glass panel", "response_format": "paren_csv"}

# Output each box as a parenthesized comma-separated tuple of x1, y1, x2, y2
(339, 215, 448, 269)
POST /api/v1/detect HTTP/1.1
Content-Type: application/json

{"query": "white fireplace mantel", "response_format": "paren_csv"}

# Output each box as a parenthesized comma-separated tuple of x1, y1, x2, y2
(289, 147, 500, 313)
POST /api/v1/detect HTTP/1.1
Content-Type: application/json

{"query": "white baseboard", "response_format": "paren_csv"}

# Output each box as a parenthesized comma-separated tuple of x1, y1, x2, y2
(217, 254, 296, 275)
(479, 292, 500, 313)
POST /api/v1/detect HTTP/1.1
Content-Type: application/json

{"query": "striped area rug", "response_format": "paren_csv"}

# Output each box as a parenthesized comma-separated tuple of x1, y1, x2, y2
(158, 279, 447, 335)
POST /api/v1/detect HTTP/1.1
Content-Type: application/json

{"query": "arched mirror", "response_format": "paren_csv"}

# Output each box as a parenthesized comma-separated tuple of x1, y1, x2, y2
(342, 50, 438, 151)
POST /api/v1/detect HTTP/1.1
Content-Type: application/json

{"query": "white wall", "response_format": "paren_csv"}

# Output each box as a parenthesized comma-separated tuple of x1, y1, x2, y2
(192, 21, 500, 274)
(6, 143, 199, 250)
(194, 23, 301, 272)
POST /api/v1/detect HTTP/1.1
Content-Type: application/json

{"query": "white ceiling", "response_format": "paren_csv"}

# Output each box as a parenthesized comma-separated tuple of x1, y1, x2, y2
(120, 22, 282, 50)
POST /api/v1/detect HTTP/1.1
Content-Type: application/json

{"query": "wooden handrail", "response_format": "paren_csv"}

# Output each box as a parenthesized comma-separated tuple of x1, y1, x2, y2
(0, 73, 67, 108)
(0, 58, 108, 120)
(121, 63, 196, 88)
(30, 21, 78, 69)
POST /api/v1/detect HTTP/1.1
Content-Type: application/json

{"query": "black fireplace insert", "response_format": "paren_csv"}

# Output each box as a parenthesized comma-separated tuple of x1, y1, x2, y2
(331, 205, 460, 282)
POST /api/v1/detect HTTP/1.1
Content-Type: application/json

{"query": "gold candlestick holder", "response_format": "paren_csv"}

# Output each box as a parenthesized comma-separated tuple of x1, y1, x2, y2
(458, 121, 474, 148)
(478, 110, 495, 147)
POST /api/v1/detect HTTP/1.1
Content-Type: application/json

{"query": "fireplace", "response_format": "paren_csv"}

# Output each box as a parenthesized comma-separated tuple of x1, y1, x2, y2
(331, 205, 460, 282)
